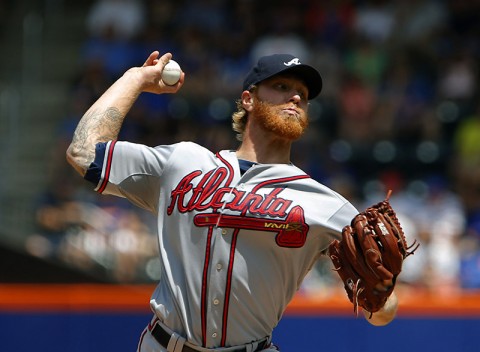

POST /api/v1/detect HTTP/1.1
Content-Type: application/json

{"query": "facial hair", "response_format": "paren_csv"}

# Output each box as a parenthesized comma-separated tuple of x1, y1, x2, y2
(252, 99, 309, 141)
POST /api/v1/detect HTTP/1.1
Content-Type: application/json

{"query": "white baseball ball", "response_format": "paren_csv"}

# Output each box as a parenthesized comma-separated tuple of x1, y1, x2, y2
(162, 60, 182, 86)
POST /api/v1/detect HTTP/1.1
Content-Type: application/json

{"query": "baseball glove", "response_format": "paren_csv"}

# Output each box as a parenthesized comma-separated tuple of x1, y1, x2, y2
(328, 191, 419, 317)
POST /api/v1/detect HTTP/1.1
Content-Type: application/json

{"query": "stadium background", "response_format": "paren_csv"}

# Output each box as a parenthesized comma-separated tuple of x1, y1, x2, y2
(1, 0, 480, 350)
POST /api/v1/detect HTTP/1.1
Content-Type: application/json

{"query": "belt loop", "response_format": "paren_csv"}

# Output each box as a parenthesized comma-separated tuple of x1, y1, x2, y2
(174, 334, 186, 352)
(166, 332, 186, 352)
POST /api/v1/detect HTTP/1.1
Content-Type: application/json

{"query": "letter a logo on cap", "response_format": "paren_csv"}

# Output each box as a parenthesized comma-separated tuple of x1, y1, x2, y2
(243, 54, 323, 99)
(283, 58, 301, 66)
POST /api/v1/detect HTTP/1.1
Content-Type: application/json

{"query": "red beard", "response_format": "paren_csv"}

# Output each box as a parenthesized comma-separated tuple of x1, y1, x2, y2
(251, 99, 309, 141)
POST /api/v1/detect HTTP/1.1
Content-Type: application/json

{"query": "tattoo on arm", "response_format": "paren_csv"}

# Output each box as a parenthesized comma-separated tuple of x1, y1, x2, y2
(70, 107, 124, 170)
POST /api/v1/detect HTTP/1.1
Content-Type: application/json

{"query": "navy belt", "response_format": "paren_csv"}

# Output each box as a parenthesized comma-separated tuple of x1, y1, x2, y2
(150, 323, 269, 352)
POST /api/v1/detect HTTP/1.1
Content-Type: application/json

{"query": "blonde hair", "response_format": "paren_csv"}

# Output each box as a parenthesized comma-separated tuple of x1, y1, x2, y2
(231, 86, 256, 141)
(232, 99, 248, 141)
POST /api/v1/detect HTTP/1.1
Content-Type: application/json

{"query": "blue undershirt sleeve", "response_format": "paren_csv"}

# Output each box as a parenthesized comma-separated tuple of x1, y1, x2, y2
(84, 142, 107, 185)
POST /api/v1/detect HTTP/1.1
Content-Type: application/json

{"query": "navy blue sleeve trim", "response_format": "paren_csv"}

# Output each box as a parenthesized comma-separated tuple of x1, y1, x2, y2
(84, 142, 107, 185)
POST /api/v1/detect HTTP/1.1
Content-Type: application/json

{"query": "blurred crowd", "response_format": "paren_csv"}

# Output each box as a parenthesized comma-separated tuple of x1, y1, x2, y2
(27, 0, 480, 292)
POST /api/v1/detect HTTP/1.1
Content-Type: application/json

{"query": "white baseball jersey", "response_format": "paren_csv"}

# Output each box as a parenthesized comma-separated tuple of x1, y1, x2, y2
(86, 140, 358, 348)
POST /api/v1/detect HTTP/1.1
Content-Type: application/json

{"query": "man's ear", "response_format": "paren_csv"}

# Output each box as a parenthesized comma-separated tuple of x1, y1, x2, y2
(241, 90, 254, 112)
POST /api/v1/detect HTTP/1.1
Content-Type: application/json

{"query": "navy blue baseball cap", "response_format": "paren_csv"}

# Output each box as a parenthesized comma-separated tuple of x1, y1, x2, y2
(243, 54, 323, 100)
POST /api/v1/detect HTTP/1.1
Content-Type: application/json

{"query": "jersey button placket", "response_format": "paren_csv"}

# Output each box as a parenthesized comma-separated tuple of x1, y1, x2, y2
(206, 238, 228, 347)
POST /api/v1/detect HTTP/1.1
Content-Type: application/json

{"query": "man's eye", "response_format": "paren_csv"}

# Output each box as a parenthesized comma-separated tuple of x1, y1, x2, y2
(273, 82, 308, 100)
(274, 83, 289, 91)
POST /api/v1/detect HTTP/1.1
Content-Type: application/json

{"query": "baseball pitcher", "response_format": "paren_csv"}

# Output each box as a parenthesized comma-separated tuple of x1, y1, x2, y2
(67, 51, 415, 352)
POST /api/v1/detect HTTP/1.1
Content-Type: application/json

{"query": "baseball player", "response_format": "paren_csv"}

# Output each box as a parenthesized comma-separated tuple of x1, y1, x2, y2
(66, 51, 398, 352)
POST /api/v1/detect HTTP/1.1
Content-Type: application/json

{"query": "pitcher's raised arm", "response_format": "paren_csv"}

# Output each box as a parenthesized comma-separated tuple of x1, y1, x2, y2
(66, 51, 184, 176)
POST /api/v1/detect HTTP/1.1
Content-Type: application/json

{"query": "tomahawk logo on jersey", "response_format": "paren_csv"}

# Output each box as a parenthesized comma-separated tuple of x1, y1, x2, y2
(167, 168, 310, 248)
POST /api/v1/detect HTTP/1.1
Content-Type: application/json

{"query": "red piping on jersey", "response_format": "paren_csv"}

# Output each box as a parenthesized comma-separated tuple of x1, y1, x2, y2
(97, 140, 117, 194)
(252, 174, 311, 193)
(220, 174, 311, 346)
(215, 152, 234, 184)
(201, 226, 214, 347)
(221, 227, 240, 346)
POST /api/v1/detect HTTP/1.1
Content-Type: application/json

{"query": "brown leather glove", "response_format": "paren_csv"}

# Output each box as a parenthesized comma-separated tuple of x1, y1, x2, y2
(328, 191, 419, 317)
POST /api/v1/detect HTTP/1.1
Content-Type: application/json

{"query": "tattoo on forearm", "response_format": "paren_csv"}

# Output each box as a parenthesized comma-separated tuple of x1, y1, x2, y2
(71, 107, 124, 166)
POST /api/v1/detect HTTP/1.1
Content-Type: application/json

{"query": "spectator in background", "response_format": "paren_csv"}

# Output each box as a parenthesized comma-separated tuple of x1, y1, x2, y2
(82, 0, 147, 77)
(342, 34, 388, 87)
(390, 0, 447, 47)
(249, 3, 310, 61)
(303, 0, 355, 48)
(86, 0, 146, 40)
(459, 218, 480, 289)
(337, 72, 377, 144)
(438, 50, 477, 104)
(406, 175, 466, 292)
(451, 102, 480, 215)
(353, 0, 396, 44)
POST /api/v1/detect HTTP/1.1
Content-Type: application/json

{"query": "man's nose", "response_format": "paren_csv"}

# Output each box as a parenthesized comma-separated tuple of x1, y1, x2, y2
(290, 92, 301, 103)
